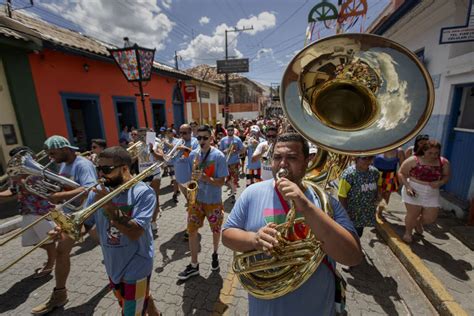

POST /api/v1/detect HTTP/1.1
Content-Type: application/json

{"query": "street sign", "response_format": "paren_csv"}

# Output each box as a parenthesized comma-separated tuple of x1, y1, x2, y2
(184, 84, 197, 102)
(439, 0, 474, 44)
(217, 58, 249, 74)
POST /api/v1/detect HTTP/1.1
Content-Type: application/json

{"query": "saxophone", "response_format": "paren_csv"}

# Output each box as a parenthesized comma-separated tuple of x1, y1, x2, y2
(186, 148, 201, 206)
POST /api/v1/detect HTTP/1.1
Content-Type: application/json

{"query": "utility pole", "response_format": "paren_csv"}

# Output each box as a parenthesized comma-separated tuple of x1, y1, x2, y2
(224, 26, 253, 127)
(174, 51, 179, 70)
(6, 0, 12, 18)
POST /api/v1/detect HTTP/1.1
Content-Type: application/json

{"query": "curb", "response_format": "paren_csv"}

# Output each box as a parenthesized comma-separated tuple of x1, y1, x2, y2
(0, 216, 22, 235)
(375, 215, 468, 316)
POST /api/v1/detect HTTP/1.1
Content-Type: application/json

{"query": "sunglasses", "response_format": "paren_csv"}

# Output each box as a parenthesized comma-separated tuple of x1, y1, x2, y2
(179, 131, 189, 135)
(267, 134, 277, 138)
(196, 136, 209, 141)
(96, 165, 123, 174)
(91, 145, 98, 149)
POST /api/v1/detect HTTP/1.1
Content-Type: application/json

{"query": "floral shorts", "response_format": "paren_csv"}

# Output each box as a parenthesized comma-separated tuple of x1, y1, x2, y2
(227, 163, 240, 185)
(187, 202, 224, 233)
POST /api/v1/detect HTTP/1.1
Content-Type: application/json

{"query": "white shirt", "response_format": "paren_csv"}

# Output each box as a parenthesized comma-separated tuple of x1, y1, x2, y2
(253, 141, 273, 181)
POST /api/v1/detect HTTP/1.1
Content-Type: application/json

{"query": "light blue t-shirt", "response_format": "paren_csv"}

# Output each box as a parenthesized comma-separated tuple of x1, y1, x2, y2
(85, 182, 156, 284)
(223, 179, 357, 316)
(189, 147, 229, 204)
(219, 136, 244, 165)
(58, 155, 97, 213)
(172, 138, 200, 184)
(246, 137, 265, 170)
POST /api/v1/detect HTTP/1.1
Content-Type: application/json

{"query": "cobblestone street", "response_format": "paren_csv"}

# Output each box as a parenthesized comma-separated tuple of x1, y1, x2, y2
(0, 176, 437, 315)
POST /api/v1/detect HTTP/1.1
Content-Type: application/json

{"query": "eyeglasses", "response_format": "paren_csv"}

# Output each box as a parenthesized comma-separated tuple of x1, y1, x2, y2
(96, 165, 123, 174)
(196, 136, 209, 141)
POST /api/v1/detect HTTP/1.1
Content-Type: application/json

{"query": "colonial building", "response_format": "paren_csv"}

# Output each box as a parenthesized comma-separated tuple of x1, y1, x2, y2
(0, 9, 223, 174)
(186, 64, 267, 120)
(369, 0, 474, 210)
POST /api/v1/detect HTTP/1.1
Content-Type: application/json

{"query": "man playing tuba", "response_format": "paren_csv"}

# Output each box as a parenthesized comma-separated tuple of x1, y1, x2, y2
(222, 133, 362, 316)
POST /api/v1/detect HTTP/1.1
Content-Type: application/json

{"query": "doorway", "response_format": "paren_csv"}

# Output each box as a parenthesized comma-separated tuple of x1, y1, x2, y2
(445, 84, 474, 201)
(62, 94, 104, 151)
(151, 100, 167, 132)
(114, 97, 138, 138)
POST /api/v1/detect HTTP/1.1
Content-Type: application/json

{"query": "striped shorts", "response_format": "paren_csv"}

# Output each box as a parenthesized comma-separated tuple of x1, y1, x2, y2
(109, 275, 151, 316)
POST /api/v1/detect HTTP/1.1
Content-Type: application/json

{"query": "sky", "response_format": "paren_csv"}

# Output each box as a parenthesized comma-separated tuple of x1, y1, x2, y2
(4, 0, 390, 86)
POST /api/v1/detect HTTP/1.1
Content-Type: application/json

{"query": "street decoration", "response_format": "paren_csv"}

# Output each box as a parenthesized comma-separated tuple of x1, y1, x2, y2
(306, 0, 368, 45)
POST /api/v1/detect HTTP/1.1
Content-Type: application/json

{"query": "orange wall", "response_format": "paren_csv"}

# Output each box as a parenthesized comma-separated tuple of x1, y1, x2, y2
(28, 49, 180, 146)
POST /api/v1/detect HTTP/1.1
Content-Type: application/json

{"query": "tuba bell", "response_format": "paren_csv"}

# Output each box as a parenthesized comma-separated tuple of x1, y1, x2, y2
(233, 33, 434, 299)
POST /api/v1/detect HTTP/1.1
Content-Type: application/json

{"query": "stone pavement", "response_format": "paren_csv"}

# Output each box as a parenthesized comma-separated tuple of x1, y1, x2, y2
(0, 175, 437, 315)
(380, 193, 474, 315)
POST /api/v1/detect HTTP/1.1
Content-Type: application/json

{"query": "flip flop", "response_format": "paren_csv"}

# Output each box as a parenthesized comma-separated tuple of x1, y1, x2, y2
(402, 234, 413, 244)
(415, 223, 424, 236)
(33, 266, 53, 279)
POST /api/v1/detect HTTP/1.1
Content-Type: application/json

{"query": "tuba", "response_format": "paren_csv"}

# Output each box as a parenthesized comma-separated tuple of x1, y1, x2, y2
(233, 33, 434, 299)
(0, 139, 184, 273)
(6, 151, 82, 210)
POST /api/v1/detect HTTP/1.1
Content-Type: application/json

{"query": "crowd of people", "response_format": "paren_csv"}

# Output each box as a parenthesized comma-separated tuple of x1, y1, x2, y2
(1, 116, 450, 315)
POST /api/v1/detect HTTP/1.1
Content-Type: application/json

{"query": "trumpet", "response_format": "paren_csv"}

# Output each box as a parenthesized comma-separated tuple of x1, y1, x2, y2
(261, 142, 274, 161)
(0, 139, 184, 273)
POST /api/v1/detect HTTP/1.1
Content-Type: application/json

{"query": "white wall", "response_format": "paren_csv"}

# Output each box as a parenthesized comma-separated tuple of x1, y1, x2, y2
(380, 0, 474, 145)
(229, 111, 260, 120)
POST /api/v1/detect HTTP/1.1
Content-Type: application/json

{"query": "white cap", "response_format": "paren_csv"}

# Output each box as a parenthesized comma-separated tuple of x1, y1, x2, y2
(250, 125, 260, 133)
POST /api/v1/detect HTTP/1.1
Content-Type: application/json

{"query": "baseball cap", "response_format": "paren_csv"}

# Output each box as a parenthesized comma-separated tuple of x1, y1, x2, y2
(44, 135, 79, 151)
(159, 127, 166, 132)
(250, 125, 260, 133)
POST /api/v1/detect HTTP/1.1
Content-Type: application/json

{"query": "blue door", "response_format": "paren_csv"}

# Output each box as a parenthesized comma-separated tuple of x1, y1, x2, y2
(172, 84, 185, 127)
(62, 94, 104, 151)
(114, 97, 138, 138)
(444, 85, 474, 201)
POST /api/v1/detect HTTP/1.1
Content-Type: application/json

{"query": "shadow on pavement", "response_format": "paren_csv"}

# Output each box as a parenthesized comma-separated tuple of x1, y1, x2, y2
(345, 255, 400, 315)
(180, 271, 224, 315)
(390, 222, 473, 280)
(71, 235, 99, 257)
(155, 232, 200, 273)
(57, 284, 110, 315)
(0, 274, 53, 313)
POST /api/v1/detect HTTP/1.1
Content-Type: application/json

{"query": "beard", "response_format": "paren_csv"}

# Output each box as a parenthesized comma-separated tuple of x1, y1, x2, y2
(103, 174, 123, 188)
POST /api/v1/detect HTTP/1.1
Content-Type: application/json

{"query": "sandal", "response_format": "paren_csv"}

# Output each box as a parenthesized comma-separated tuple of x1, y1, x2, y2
(33, 266, 53, 279)
(402, 234, 413, 244)
(415, 223, 424, 235)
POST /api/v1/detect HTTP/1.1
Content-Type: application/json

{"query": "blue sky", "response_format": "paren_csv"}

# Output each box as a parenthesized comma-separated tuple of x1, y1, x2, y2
(4, 0, 390, 85)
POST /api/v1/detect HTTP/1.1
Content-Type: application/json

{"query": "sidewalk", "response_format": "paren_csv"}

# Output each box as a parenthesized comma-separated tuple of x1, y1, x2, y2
(377, 193, 474, 315)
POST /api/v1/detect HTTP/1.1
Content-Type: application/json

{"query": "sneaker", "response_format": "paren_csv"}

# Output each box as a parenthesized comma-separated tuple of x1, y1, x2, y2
(183, 231, 189, 240)
(172, 193, 178, 203)
(31, 288, 68, 315)
(151, 222, 158, 232)
(211, 253, 220, 271)
(177, 264, 199, 280)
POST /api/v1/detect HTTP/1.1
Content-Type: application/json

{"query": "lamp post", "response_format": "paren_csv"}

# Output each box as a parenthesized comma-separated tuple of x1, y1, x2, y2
(108, 37, 155, 128)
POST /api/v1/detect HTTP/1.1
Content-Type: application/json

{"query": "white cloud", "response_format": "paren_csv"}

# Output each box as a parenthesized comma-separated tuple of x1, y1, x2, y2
(254, 48, 273, 61)
(236, 11, 276, 35)
(199, 16, 210, 25)
(38, 0, 174, 51)
(161, 0, 173, 9)
(177, 23, 242, 66)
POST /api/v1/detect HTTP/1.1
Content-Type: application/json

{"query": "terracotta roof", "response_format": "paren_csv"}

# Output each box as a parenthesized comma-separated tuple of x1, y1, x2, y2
(0, 9, 188, 77)
(185, 64, 244, 82)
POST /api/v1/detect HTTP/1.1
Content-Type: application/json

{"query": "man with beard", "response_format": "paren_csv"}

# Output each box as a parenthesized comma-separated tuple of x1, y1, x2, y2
(219, 124, 244, 201)
(222, 133, 362, 316)
(32, 135, 97, 315)
(178, 125, 228, 280)
(51, 146, 160, 315)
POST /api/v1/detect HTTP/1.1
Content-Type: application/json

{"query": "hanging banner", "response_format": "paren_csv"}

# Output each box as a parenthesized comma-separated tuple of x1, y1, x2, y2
(184, 84, 197, 102)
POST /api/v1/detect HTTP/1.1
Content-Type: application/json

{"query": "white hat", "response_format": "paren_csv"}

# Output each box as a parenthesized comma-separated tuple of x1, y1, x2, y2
(309, 146, 318, 154)
(250, 125, 260, 133)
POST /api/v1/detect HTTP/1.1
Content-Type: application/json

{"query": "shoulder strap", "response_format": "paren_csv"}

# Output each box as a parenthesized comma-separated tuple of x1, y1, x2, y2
(274, 184, 290, 214)
(322, 256, 335, 275)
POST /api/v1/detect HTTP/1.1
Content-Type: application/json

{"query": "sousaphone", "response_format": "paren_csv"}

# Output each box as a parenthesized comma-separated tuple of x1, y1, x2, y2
(233, 33, 434, 299)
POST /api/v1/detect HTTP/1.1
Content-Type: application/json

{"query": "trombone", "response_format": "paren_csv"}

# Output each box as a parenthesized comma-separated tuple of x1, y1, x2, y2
(0, 140, 184, 273)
